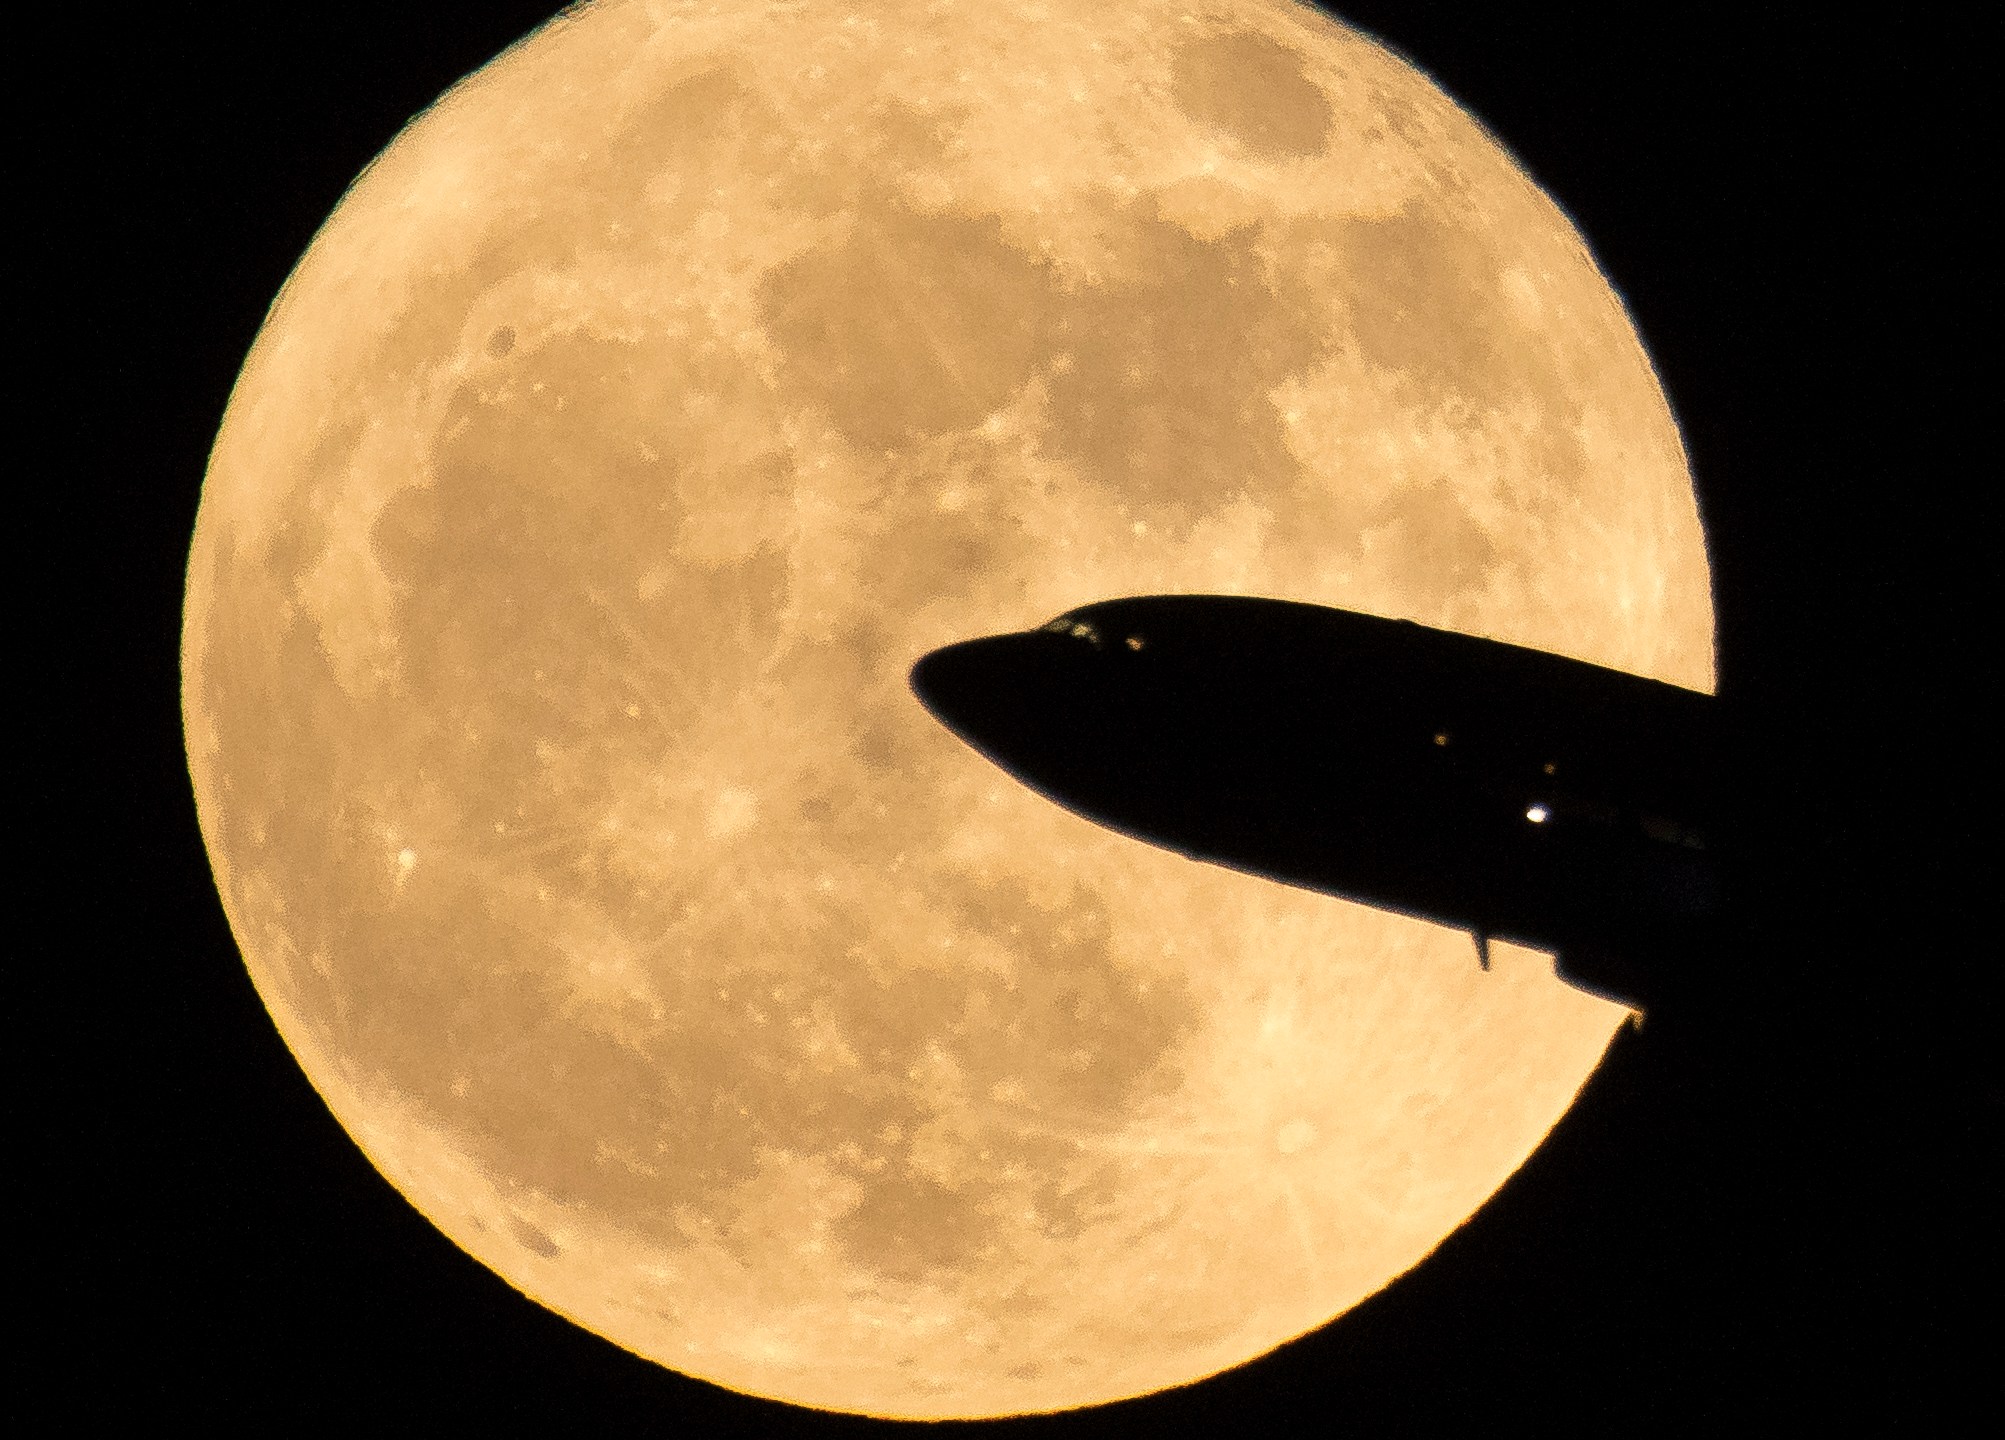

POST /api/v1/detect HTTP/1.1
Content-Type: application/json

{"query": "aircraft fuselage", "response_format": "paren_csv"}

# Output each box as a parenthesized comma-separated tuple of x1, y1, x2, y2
(911, 595, 1723, 1008)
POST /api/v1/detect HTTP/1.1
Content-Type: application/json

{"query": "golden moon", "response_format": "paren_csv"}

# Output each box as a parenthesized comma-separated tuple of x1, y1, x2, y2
(182, 0, 1712, 1419)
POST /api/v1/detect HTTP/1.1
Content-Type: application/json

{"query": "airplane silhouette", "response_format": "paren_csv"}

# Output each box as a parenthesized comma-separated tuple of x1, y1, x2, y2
(911, 595, 1726, 1012)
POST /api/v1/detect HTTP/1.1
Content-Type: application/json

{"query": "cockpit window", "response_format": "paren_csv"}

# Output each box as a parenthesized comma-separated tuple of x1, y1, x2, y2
(1041, 615, 1102, 646)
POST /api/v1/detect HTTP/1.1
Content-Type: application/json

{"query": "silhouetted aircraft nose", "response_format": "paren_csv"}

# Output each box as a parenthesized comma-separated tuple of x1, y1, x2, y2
(910, 629, 1104, 775)
(908, 635, 1008, 743)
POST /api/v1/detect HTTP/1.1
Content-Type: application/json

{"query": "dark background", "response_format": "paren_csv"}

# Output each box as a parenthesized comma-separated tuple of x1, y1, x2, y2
(29, 1, 1983, 1431)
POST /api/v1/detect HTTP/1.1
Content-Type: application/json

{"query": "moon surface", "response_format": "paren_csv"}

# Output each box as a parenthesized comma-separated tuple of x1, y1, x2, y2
(182, 0, 1712, 1419)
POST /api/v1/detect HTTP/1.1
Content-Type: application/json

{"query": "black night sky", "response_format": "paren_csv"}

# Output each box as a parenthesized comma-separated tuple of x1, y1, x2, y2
(30, 3, 1983, 1430)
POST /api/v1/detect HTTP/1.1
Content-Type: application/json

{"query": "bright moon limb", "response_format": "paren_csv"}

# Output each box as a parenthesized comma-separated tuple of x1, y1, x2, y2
(182, 0, 1712, 1419)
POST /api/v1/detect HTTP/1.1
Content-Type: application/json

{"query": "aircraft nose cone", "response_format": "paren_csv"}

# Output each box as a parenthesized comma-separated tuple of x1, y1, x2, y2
(912, 621, 1258, 862)
(909, 631, 1087, 762)
(907, 636, 994, 739)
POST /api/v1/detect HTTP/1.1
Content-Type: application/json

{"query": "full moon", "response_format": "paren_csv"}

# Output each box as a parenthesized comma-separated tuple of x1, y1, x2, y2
(183, 0, 1712, 1419)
